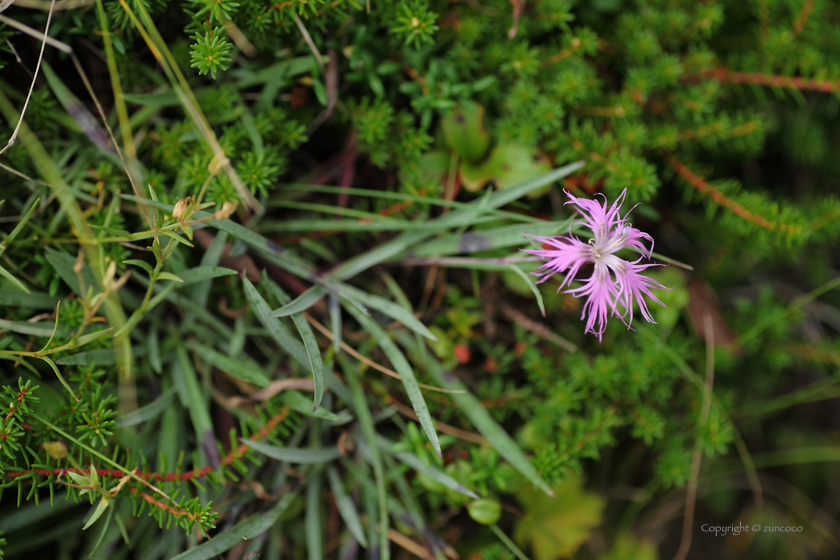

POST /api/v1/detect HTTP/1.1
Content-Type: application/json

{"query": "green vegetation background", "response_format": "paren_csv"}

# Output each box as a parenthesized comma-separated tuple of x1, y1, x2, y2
(0, 0, 839, 559)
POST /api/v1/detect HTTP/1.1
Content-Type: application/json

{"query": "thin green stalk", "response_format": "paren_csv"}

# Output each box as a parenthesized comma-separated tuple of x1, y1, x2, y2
(0, 88, 137, 415)
(94, 0, 143, 188)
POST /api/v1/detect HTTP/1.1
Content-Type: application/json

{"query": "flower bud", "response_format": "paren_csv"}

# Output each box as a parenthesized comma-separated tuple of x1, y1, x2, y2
(214, 201, 237, 220)
(42, 440, 68, 460)
(172, 198, 189, 220)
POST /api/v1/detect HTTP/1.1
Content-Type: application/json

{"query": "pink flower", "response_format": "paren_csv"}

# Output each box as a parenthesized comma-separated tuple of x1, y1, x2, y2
(523, 189, 668, 341)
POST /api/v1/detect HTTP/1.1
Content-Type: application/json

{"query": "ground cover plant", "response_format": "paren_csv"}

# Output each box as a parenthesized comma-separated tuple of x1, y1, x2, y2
(1, 0, 840, 558)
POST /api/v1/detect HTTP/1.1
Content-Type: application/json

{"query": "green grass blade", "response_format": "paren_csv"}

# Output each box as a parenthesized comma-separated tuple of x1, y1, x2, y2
(39, 356, 76, 401)
(115, 386, 176, 427)
(0, 289, 57, 308)
(341, 357, 389, 560)
(269, 285, 327, 317)
(337, 283, 437, 341)
(0, 263, 30, 294)
(411, 219, 572, 259)
(241, 439, 342, 463)
(327, 465, 368, 547)
(176, 266, 237, 285)
(262, 278, 325, 411)
(193, 230, 228, 308)
(343, 302, 441, 458)
(279, 391, 341, 421)
(0, 196, 39, 257)
(241, 276, 310, 366)
(377, 436, 478, 499)
(398, 333, 553, 496)
(506, 264, 545, 316)
(171, 487, 301, 560)
(306, 470, 323, 560)
(187, 342, 270, 388)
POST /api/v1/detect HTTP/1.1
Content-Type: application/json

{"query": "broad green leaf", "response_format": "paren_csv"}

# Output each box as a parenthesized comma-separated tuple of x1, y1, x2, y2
(241, 439, 342, 464)
(442, 100, 490, 163)
(461, 144, 552, 193)
(187, 342, 270, 388)
(269, 285, 327, 317)
(327, 466, 368, 547)
(343, 303, 441, 458)
(176, 266, 237, 285)
(514, 475, 604, 560)
(337, 283, 437, 341)
(602, 532, 657, 560)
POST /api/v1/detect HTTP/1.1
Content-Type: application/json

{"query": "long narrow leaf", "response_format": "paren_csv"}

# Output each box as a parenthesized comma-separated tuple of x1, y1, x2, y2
(378, 436, 478, 499)
(306, 471, 323, 560)
(176, 266, 237, 285)
(0, 196, 39, 257)
(241, 276, 310, 366)
(242, 439, 342, 463)
(263, 277, 325, 411)
(396, 332, 554, 497)
(269, 284, 327, 317)
(337, 283, 437, 341)
(343, 303, 441, 458)
(186, 342, 270, 388)
(327, 466, 368, 547)
(341, 357, 389, 560)
(171, 487, 301, 560)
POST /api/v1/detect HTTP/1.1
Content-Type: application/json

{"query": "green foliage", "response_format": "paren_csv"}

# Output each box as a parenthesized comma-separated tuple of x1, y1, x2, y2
(190, 27, 234, 79)
(2, 0, 840, 558)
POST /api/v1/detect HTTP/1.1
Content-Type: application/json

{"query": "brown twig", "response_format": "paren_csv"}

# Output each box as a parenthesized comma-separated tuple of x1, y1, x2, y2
(498, 301, 577, 352)
(701, 67, 840, 93)
(664, 152, 800, 235)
